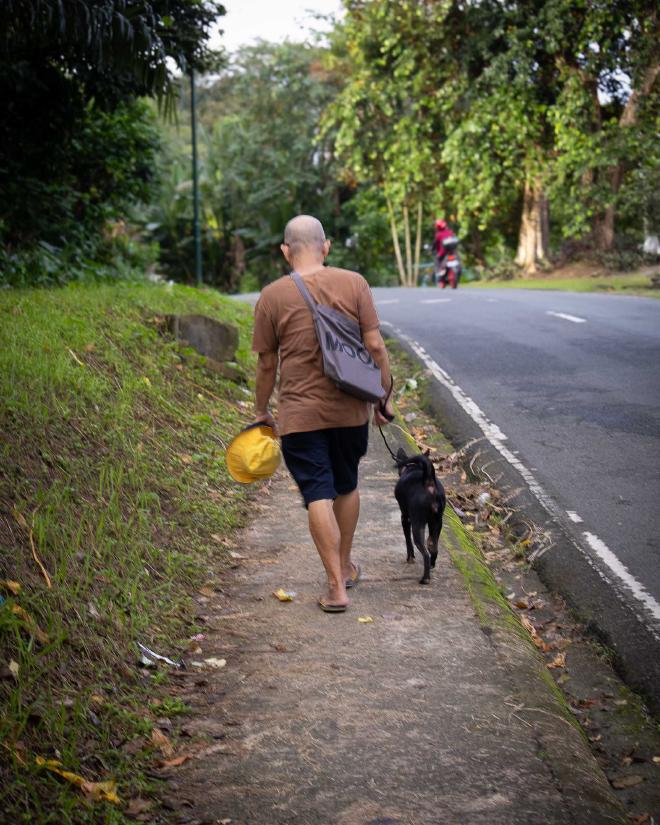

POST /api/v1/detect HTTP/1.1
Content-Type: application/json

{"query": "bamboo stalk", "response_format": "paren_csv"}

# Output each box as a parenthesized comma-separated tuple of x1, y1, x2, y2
(414, 200, 423, 287)
(403, 202, 413, 287)
(386, 195, 406, 286)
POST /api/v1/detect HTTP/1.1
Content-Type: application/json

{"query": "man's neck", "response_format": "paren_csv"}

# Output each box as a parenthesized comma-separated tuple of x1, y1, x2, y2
(291, 257, 325, 277)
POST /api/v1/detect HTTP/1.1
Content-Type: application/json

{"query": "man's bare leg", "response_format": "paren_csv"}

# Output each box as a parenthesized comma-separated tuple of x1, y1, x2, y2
(333, 489, 360, 583)
(308, 499, 348, 607)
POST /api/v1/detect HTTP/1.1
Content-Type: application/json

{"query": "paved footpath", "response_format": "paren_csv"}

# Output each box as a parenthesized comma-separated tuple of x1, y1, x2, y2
(166, 429, 625, 825)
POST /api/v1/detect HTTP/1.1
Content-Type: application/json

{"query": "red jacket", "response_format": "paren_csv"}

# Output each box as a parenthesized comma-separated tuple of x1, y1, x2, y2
(433, 227, 454, 258)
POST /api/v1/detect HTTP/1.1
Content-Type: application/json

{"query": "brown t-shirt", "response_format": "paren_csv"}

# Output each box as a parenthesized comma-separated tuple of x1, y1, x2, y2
(252, 266, 381, 435)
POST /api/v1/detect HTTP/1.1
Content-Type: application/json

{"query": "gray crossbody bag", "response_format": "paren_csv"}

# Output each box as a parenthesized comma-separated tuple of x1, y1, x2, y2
(291, 272, 385, 403)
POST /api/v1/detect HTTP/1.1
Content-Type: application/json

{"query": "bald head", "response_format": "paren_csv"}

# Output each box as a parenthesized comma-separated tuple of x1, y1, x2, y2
(283, 215, 327, 259)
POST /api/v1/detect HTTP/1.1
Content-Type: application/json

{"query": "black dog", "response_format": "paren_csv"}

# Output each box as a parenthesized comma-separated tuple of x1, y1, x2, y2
(394, 448, 446, 584)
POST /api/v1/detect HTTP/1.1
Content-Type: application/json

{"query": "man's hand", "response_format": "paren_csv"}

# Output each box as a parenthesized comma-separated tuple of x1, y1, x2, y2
(254, 410, 278, 435)
(373, 399, 395, 426)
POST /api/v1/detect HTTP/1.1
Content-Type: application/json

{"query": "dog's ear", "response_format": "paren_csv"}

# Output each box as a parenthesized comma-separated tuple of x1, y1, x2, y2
(424, 448, 431, 457)
(396, 447, 408, 462)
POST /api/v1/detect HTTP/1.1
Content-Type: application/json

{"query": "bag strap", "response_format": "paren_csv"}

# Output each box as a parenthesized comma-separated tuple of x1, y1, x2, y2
(290, 272, 318, 319)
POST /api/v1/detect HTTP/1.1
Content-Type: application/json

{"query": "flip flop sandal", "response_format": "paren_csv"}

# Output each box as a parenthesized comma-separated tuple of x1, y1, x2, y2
(345, 562, 362, 589)
(318, 598, 348, 613)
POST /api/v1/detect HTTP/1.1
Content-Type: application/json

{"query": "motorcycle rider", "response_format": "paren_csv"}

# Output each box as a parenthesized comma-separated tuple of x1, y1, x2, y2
(432, 219, 455, 284)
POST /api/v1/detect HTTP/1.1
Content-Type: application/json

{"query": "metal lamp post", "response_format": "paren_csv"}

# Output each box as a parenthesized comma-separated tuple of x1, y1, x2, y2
(190, 66, 203, 286)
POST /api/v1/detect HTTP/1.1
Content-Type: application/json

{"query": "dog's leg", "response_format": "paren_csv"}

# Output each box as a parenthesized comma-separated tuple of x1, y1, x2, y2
(412, 524, 431, 584)
(428, 516, 442, 569)
(401, 513, 415, 563)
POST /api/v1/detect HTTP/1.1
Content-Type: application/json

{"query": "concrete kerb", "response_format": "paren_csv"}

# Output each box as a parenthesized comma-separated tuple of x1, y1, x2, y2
(385, 403, 626, 824)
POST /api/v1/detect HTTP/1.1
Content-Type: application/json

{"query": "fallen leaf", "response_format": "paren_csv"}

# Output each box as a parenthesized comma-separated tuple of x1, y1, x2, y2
(12, 508, 28, 529)
(610, 774, 644, 789)
(653, 756, 660, 764)
(125, 797, 154, 818)
(547, 652, 566, 669)
(84, 343, 96, 353)
(89, 694, 105, 707)
(142, 376, 152, 386)
(36, 756, 120, 804)
(9, 660, 19, 679)
(203, 657, 226, 669)
(150, 728, 174, 758)
(11, 605, 49, 644)
(0, 580, 21, 595)
(158, 753, 191, 768)
(515, 599, 529, 610)
(81, 779, 121, 804)
(358, 616, 374, 624)
(198, 586, 215, 598)
(630, 814, 651, 825)
(272, 588, 295, 602)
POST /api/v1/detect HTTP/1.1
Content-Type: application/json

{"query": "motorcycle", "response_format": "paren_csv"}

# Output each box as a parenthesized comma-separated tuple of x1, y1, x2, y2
(436, 235, 462, 289)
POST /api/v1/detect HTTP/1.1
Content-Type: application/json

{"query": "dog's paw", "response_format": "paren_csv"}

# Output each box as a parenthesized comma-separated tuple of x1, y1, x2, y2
(419, 576, 430, 585)
(406, 557, 416, 564)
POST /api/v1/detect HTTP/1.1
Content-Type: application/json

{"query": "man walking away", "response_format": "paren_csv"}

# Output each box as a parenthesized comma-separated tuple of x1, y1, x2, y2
(252, 215, 394, 612)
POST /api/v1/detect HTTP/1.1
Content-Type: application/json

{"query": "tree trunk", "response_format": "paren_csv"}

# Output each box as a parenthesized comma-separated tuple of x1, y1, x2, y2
(515, 176, 550, 275)
(593, 62, 659, 252)
(403, 203, 413, 286)
(386, 195, 407, 285)
(413, 201, 423, 286)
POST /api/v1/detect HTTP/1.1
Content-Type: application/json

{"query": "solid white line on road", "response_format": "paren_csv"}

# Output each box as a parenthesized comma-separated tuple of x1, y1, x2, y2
(583, 533, 660, 622)
(387, 324, 660, 633)
(566, 511, 583, 523)
(377, 299, 400, 305)
(547, 311, 587, 324)
(420, 299, 452, 304)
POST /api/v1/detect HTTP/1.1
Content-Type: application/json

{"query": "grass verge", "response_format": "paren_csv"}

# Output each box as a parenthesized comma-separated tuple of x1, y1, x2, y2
(0, 282, 258, 823)
(465, 271, 658, 297)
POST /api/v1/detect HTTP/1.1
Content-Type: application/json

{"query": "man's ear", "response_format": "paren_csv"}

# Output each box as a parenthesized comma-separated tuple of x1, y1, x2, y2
(322, 239, 331, 259)
(281, 243, 291, 264)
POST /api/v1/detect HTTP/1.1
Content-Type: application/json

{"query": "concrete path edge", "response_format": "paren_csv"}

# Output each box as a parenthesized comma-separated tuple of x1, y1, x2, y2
(386, 414, 626, 824)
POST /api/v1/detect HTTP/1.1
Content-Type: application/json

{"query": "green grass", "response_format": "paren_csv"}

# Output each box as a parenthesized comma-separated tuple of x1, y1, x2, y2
(0, 282, 257, 823)
(465, 272, 658, 297)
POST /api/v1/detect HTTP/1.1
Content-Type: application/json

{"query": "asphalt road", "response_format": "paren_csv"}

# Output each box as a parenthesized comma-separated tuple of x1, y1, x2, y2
(373, 286, 660, 706)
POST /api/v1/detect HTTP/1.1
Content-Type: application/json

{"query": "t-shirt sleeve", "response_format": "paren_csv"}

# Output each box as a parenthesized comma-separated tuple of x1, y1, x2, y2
(252, 292, 278, 353)
(356, 276, 380, 334)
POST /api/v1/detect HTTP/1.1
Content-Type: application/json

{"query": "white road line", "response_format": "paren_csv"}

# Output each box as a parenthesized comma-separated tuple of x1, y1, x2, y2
(547, 311, 587, 324)
(377, 299, 400, 305)
(566, 510, 583, 523)
(420, 299, 452, 304)
(583, 533, 660, 622)
(388, 324, 660, 634)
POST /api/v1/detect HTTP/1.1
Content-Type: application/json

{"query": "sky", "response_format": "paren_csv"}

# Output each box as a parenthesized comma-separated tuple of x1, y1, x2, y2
(212, 0, 343, 52)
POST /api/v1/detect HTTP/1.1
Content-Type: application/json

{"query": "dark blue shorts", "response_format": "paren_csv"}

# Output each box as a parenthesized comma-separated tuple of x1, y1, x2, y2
(281, 423, 369, 507)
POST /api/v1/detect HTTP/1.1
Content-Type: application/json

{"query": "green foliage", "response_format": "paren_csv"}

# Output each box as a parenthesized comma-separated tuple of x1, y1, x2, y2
(0, 0, 225, 286)
(325, 0, 660, 269)
(147, 42, 360, 289)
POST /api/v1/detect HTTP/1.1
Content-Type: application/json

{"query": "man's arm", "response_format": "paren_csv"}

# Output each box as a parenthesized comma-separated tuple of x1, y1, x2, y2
(363, 328, 394, 425)
(254, 351, 278, 431)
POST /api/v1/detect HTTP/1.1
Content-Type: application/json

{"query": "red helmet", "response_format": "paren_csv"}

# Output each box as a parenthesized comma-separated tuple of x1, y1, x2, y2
(435, 219, 447, 229)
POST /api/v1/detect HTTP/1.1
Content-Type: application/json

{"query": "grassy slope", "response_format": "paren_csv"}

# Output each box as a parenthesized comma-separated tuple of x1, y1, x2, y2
(0, 283, 256, 823)
(464, 271, 658, 297)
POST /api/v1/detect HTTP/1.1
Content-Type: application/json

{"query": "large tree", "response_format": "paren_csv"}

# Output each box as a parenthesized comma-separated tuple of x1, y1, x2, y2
(0, 0, 224, 276)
